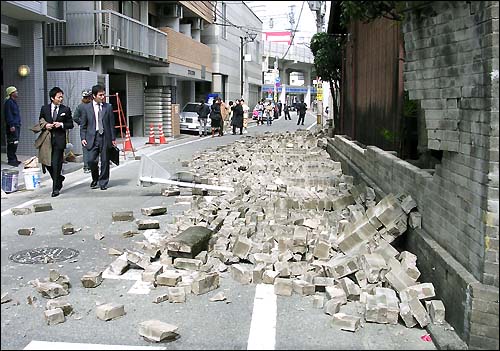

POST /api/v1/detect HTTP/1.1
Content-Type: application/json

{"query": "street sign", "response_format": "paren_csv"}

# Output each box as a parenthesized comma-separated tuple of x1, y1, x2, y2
(275, 76, 280, 83)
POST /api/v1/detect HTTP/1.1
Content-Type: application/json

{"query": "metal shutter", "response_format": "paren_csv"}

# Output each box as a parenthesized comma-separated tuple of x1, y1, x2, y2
(126, 73, 144, 117)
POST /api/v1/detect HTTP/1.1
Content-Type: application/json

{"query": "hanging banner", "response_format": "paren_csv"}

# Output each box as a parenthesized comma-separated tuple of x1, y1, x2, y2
(264, 31, 292, 44)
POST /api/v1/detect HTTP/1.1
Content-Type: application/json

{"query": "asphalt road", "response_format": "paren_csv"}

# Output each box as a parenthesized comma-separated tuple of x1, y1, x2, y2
(1, 113, 437, 350)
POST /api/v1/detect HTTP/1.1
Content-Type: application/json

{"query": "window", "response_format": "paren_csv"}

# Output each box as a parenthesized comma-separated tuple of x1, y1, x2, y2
(222, 2, 227, 39)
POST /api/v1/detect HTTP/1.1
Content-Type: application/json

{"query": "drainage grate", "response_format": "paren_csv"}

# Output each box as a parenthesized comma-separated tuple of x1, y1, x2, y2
(9, 247, 79, 264)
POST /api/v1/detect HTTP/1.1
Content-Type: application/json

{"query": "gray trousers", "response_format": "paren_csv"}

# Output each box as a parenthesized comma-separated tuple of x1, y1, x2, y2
(198, 118, 208, 135)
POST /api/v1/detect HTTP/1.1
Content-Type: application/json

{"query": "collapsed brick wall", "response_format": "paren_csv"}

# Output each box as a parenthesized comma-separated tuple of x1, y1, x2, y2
(326, 135, 499, 349)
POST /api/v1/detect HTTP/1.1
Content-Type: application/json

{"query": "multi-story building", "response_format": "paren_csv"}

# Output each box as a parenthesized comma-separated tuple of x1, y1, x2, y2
(1, 1, 65, 156)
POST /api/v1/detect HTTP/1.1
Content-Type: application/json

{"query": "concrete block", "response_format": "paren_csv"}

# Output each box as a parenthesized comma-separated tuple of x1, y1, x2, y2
(33, 203, 53, 212)
(292, 279, 315, 296)
(339, 277, 361, 301)
(35, 282, 69, 299)
(153, 294, 169, 304)
(138, 320, 179, 342)
(252, 264, 266, 284)
(141, 206, 167, 216)
(427, 300, 446, 324)
(173, 258, 202, 271)
(161, 188, 181, 197)
(274, 278, 293, 296)
(61, 223, 75, 235)
(313, 240, 331, 259)
(112, 211, 134, 221)
(360, 253, 387, 283)
(46, 299, 73, 316)
(109, 254, 129, 275)
(324, 299, 342, 315)
(195, 251, 208, 264)
(399, 302, 418, 328)
(312, 294, 325, 308)
(156, 270, 182, 286)
(231, 264, 252, 284)
(385, 263, 416, 293)
(263, 270, 280, 284)
(137, 219, 160, 230)
(167, 287, 186, 303)
(408, 211, 422, 229)
(167, 226, 213, 259)
(81, 271, 103, 288)
(399, 194, 417, 214)
(274, 261, 291, 277)
(232, 236, 253, 259)
(18, 227, 35, 236)
(191, 272, 219, 295)
(293, 226, 308, 247)
(326, 255, 360, 279)
(44, 307, 65, 325)
(408, 298, 431, 328)
(331, 313, 361, 332)
(400, 283, 435, 302)
(11, 207, 32, 215)
(96, 303, 125, 321)
(325, 286, 347, 304)
(142, 264, 163, 283)
(126, 251, 151, 270)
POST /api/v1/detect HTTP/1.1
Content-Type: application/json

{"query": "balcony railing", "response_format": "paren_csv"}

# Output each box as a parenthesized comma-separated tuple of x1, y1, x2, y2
(46, 10, 167, 61)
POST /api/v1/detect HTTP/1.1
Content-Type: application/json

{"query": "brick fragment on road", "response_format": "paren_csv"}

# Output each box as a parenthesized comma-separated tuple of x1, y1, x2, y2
(46, 299, 73, 316)
(426, 299, 446, 324)
(11, 207, 32, 215)
(167, 226, 213, 258)
(33, 203, 53, 212)
(191, 272, 219, 295)
(18, 227, 35, 236)
(161, 187, 181, 197)
(35, 282, 69, 299)
(156, 270, 182, 286)
(44, 307, 65, 325)
(232, 235, 253, 259)
(108, 248, 122, 256)
(81, 271, 103, 288)
(324, 299, 342, 315)
(96, 303, 126, 321)
(407, 298, 431, 328)
(274, 278, 293, 296)
(231, 264, 252, 284)
(137, 219, 160, 230)
(167, 287, 186, 303)
(1, 292, 12, 304)
(141, 206, 167, 216)
(142, 264, 163, 283)
(312, 294, 325, 308)
(399, 302, 418, 328)
(399, 282, 435, 302)
(109, 253, 129, 275)
(262, 270, 280, 284)
(209, 291, 227, 302)
(331, 313, 361, 332)
(61, 223, 75, 235)
(153, 293, 169, 304)
(138, 320, 179, 342)
(112, 211, 134, 221)
(173, 257, 203, 271)
(292, 279, 315, 296)
(408, 211, 422, 229)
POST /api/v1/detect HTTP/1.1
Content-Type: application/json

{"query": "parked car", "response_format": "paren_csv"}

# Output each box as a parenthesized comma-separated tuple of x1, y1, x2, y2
(179, 102, 211, 134)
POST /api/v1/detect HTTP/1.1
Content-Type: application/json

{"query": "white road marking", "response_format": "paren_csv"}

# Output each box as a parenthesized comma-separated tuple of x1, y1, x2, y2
(1, 199, 39, 217)
(24, 340, 166, 350)
(247, 284, 277, 350)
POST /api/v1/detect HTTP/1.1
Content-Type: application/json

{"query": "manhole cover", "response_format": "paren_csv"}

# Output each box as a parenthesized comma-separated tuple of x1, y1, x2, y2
(9, 247, 79, 264)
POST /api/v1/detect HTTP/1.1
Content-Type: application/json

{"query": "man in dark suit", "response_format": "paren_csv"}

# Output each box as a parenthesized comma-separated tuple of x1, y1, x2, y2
(80, 84, 117, 190)
(296, 100, 307, 126)
(39, 86, 74, 197)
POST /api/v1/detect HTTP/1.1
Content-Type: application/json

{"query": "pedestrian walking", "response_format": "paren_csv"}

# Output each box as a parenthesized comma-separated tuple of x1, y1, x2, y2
(241, 99, 249, 133)
(220, 99, 230, 136)
(38, 86, 74, 197)
(296, 100, 307, 126)
(265, 101, 273, 126)
(72, 89, 93, 172)
(257, 99, 265, 125)
(197, 99, 210, 137)
(4, 86, 22, 167)
(231, 99, 244, 135)
(284, 103, 291, 120)
(210, 97, 223, 137)
(278, 101, 282, 116)
(79, 84, 117, 191)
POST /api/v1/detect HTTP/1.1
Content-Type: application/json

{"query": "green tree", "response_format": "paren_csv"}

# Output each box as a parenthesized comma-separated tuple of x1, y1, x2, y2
(310, 32, 345, 133)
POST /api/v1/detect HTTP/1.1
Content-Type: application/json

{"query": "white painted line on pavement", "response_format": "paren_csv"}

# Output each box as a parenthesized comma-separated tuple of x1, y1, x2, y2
(247, 284, 277, 350)
(24, 340, 166, 350)
(1, 199, 39, 217)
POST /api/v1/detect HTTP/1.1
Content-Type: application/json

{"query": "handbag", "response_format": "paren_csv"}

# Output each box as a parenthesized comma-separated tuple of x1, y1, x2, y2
(110, 145, 120, 166)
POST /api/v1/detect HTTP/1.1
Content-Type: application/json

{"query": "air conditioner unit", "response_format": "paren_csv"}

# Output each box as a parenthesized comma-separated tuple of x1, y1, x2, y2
(160, 3, 183, 18)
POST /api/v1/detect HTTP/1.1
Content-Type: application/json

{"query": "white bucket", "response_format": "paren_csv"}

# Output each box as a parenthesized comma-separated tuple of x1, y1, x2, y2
(24, 168, 41, 190)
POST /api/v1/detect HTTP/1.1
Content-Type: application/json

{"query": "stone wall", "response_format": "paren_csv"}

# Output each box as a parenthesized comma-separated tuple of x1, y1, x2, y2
(402, 1, 499, 290)
(327, 135, 499, 349)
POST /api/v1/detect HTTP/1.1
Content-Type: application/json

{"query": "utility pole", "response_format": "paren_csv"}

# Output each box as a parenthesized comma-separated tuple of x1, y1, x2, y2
(307, 1, 326, 127)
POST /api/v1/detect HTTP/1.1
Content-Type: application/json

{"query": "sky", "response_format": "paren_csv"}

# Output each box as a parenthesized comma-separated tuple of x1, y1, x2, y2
(245, 1, 330, 41)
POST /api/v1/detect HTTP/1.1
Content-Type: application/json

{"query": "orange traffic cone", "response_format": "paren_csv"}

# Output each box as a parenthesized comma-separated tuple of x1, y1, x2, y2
(147, 124, 156, 144)
(158, 123, 167, 144)
(123, 129, 134, 151)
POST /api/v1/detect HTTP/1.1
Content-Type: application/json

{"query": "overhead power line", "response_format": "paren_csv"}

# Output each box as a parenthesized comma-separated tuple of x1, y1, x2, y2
(281, 0, 305, 60)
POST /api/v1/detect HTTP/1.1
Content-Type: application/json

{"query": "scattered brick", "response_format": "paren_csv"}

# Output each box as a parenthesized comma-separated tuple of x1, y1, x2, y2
(33, 203, 53, 212)
(18, 227, 35, 236)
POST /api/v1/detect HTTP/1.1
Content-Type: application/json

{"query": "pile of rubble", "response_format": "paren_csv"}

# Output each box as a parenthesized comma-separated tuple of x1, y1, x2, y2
(29, 130, 445, 340)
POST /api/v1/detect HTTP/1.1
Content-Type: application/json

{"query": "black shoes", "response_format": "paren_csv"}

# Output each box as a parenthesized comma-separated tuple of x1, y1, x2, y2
(8, 160, 21, 167)
(90, 180, 98, 189)
(100, 186, 107, 190)
(51, 190, 60, 197)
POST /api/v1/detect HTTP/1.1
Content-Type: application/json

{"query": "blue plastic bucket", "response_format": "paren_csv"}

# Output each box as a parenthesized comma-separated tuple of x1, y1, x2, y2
(1, 169, 19, 193)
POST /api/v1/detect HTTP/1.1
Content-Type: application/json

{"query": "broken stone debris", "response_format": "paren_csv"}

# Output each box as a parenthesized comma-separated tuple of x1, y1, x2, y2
(46, 299, 73, 316)
(33, 203, 53, 212)
(137, 219, 160, 230)
(96, 303, 126, 321)
(138, 320, 179, 342)
(98, 130, 443, 333)
(62, 223, 75, 235)
(141, 206, 167, 216)
(112, 211, 135, 222)
(1, 292, 12, 304)
(11, 207, 32, 215)
(18, 227, 35, 236)
(44, 307, 65, 325)
(81, 271, 103, 288)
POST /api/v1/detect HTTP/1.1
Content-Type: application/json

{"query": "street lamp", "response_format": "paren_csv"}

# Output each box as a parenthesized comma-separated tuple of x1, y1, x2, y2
(240, 31, 257, 98)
